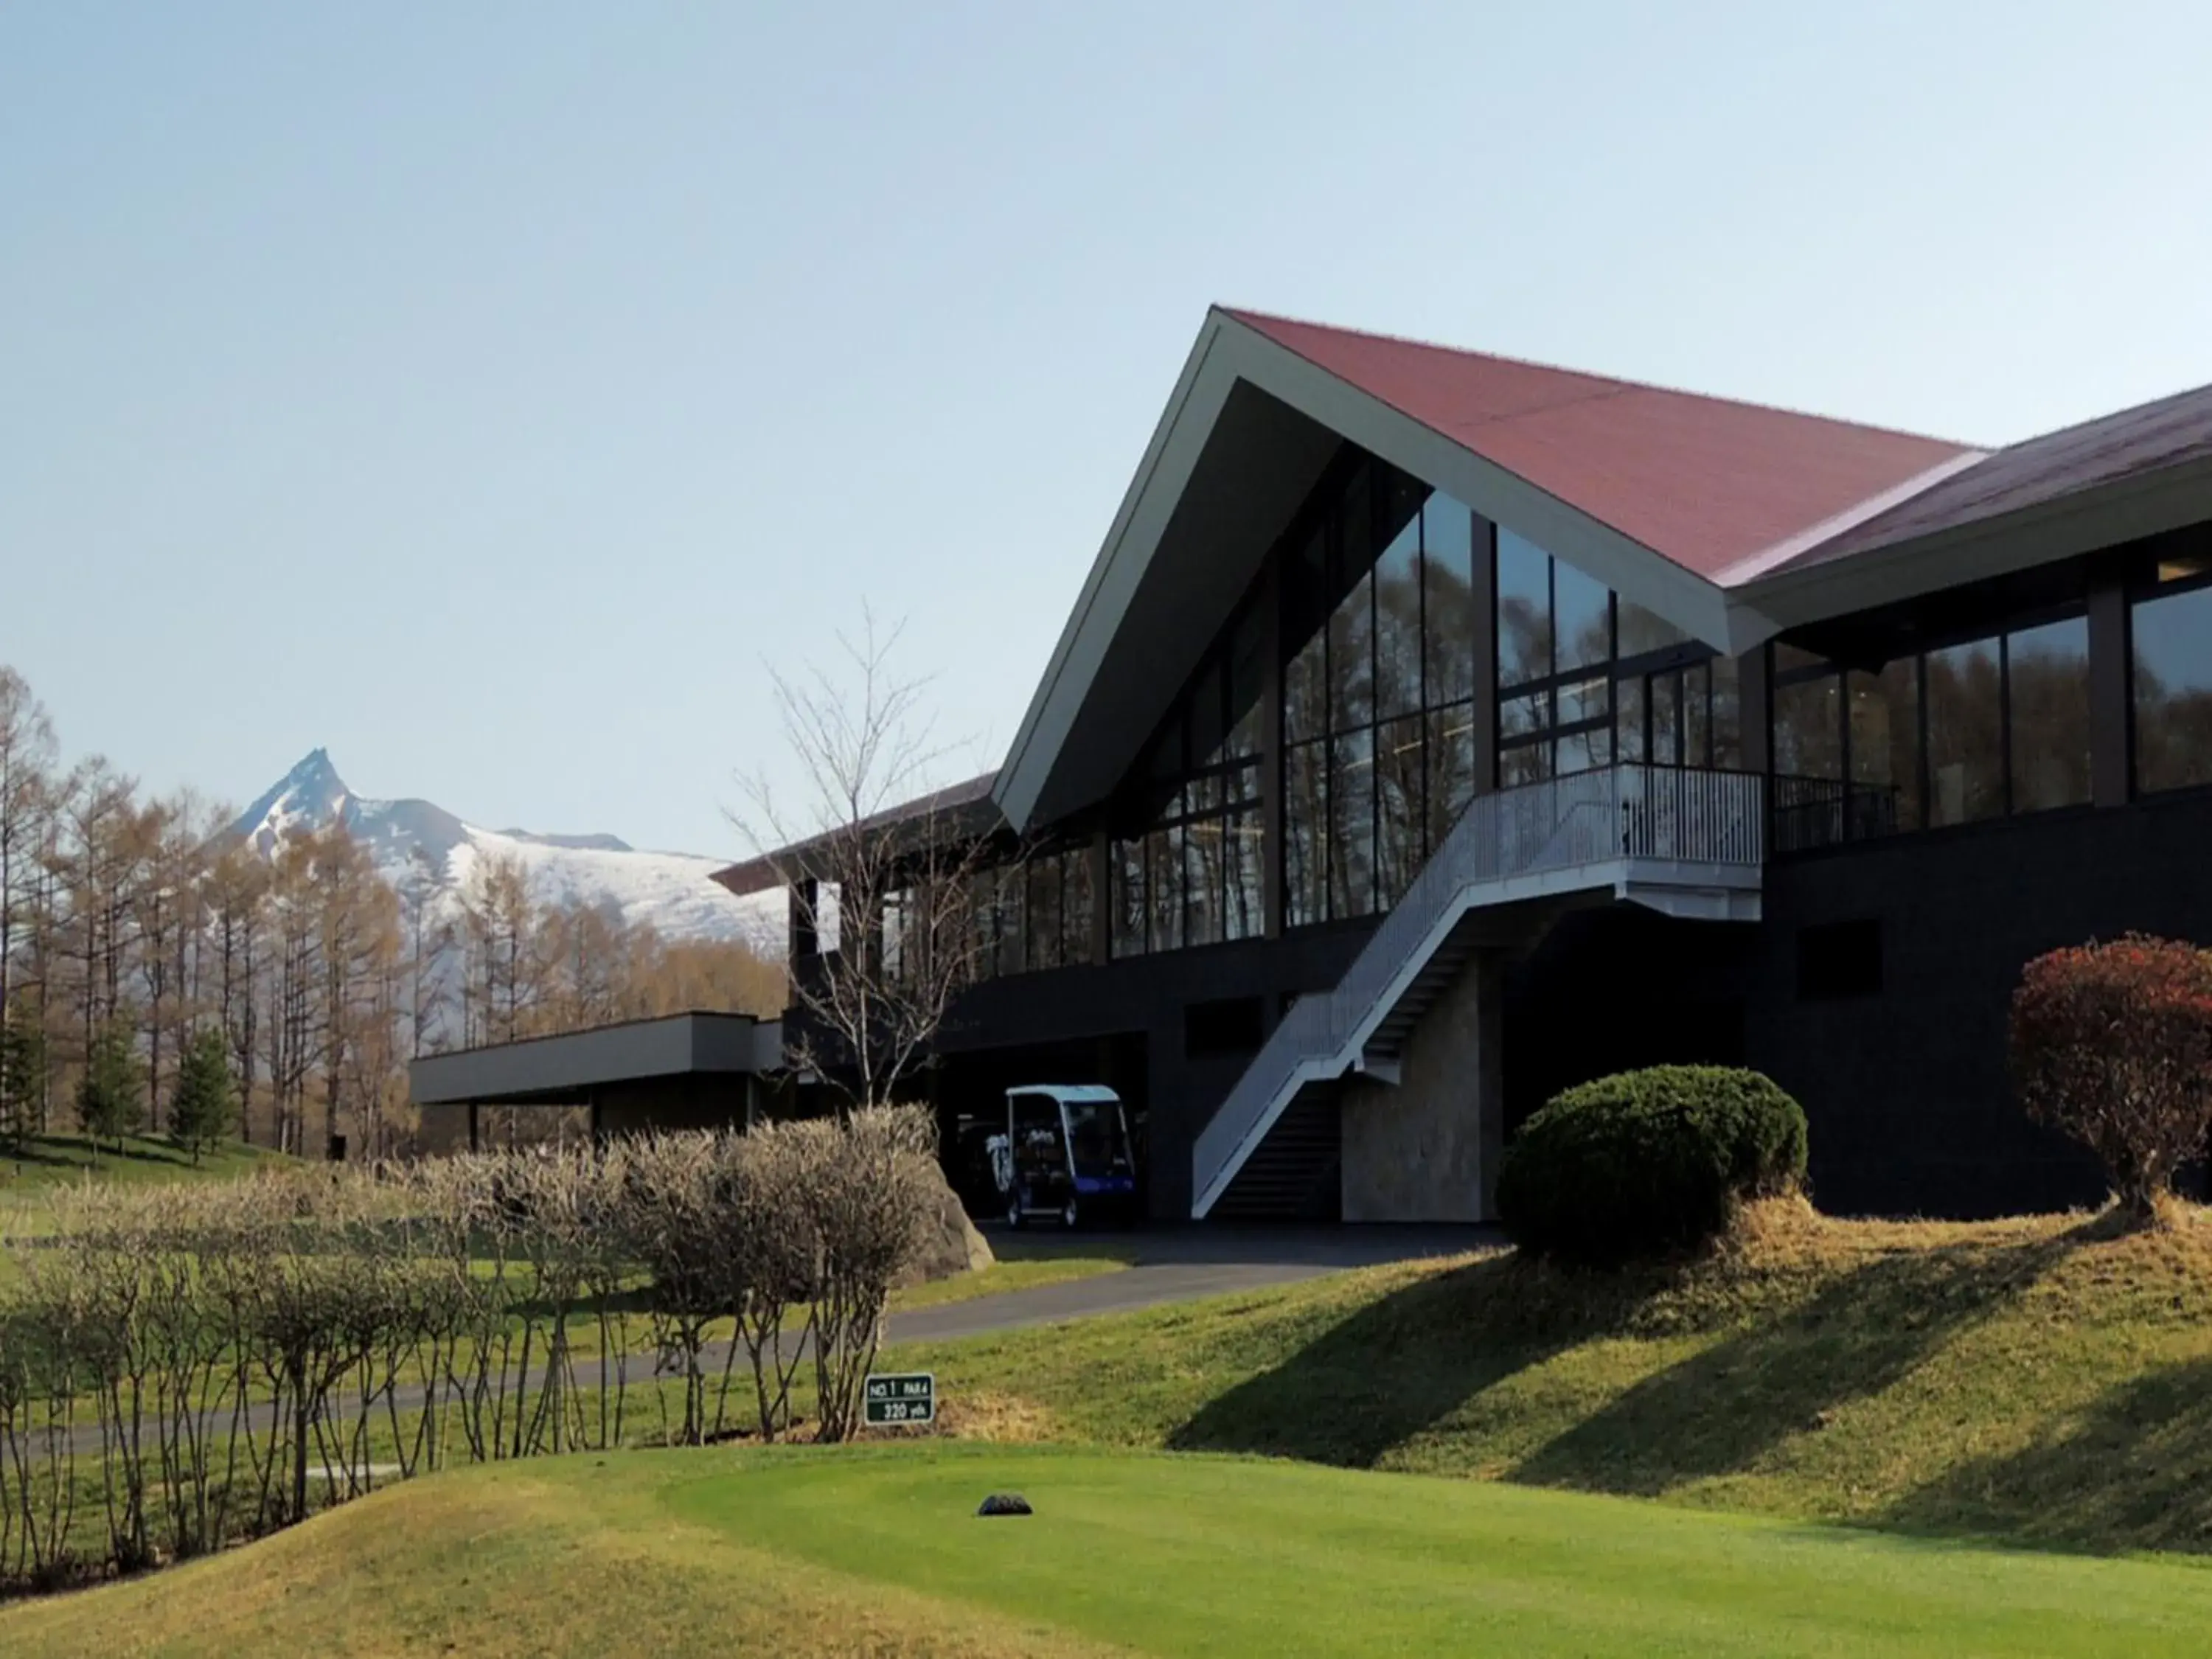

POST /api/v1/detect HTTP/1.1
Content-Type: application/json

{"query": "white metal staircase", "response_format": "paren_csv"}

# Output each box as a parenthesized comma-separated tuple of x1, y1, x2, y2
(1190, 764, 1765, 1218)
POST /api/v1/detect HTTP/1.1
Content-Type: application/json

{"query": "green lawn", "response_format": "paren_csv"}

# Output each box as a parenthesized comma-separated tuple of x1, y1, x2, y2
(0, 1132, 282, 1200)
(0, 1134, 290, 1284)
(895, 1200, 2212, 1556)
(10, 1443, 2212, 1657)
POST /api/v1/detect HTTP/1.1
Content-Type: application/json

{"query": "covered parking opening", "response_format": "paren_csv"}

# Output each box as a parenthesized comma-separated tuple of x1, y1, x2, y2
(407, 1012, 788, 1153)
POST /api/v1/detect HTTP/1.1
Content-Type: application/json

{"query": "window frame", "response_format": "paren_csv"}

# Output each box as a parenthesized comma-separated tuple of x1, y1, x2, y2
(1767, 597, 2096, 855)
(2127, 549, 2212, 800)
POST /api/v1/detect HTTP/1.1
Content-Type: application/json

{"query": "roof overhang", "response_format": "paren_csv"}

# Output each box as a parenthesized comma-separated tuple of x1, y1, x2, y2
(993, 309, 1746, 832)
(408, 1012, 783, 1107)
(712, 773, 1003, 897)
(1733, 451, 2212, 633)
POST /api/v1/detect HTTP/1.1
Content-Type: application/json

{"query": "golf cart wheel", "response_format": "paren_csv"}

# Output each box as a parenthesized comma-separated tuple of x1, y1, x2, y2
(1061, 1197, 1081, 1230)
(1005, 1194, 1023, 1230)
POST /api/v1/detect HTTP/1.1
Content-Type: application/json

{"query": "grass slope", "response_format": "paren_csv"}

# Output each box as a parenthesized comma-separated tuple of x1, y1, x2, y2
(903, 1200, 2212, 1556)
(0, 1133, 283, 1199)
(0, 1136, 289, 1283)
(10, 1444, 2212, 1658)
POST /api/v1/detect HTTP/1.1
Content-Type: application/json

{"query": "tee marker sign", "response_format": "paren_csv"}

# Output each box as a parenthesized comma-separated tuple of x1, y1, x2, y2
(864, 1371, 936, 1427)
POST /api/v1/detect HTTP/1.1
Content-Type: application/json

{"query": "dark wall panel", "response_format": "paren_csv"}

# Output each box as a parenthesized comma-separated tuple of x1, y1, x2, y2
(1749, 793, 2212, 1217)
(1501, 906, 1753, 1136)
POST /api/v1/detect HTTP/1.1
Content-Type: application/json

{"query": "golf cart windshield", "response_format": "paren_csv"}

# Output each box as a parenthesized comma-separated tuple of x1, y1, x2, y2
(1063, 1099, 1132, 1179)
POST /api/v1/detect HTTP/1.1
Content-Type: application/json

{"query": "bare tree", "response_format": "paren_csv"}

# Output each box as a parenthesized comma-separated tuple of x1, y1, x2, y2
(0, 669, 57, 1024)
(456, 852, 540, 1048)
(311, 827, 397, 1157)
(732, 611, 999, 1108)
(131, 795, 205, 1132)
(395, 849, 451, 1057)
(204, 844, 268, 1142)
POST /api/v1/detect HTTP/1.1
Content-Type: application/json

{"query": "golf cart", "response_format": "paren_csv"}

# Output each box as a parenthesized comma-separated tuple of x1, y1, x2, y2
(995, 1084, 1138, 1228)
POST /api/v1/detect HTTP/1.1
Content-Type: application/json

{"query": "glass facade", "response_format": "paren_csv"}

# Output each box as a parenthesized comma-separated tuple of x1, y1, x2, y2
(1280, 459, 1482, 926)
(2132, 558, 2212, 796)
(1011, 446, 1750, 960)
(952, 473, 2212, 963)
(1770, 614, 2090, 850)
(1110, 605, 1266, 957)
(957, 473, 2212, 976)
(961, 846, 1095, 981)
(2003, 619, 2093, 815)
(1498, 530, 1735, 787)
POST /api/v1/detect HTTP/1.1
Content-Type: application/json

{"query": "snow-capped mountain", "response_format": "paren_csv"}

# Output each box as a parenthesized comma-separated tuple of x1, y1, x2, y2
(228, 750, 784, 955)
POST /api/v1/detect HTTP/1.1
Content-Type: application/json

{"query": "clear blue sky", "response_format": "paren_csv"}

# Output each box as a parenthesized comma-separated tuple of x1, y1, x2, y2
(6, 2, 2210, 856)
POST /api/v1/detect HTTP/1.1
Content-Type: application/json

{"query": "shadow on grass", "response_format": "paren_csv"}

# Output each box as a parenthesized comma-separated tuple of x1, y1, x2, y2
(1166, 1254, 1579, 1467)
(1169, 1220, 2098, 1485)
(1507, 1227, 2082, 1498)
(1883, 1354, 2212, 1555)
(3, 1135, 208, 1175)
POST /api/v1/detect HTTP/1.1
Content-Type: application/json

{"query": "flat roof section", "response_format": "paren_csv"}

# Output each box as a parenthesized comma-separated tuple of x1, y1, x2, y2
(713, 770, 1001, 897)
(408, 1011, 785, 1107)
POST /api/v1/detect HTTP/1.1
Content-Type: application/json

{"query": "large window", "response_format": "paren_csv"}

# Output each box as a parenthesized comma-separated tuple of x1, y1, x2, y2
(1497, 528, 1608, 782)
(1616, 656, 1745, 771)
(1281, 459, 1482, 925)
(1111, 605, 1265, 956)
(969, 866, 1025, 978)
(956, 847, 1096, 982)
(1498, 532, 1734, 787)
(2133, 554, 2212, 796)
(1770, 614, 2090, 851)
(2001, 619, 2091, 815)
(1021, 848, 1094, 972)
(1849, 659, 1921, 834)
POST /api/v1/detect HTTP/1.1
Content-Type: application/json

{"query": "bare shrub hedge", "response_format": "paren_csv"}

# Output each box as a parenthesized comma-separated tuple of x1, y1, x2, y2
(0, 1107, 939, 1594)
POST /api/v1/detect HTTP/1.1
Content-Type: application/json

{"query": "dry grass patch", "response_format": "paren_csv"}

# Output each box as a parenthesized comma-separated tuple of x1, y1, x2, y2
(933, 1389, 1059, 1443)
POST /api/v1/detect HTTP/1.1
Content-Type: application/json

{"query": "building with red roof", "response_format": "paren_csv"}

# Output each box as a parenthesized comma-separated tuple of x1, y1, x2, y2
(731, 305, 2212, 1225)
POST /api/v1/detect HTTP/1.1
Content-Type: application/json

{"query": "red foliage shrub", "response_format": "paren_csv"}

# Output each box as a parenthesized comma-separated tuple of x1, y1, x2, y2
(2009, 933, 2212, 1220)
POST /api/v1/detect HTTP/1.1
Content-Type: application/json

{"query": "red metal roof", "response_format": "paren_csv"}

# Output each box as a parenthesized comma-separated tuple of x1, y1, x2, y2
(1226, 308, 1980, 585)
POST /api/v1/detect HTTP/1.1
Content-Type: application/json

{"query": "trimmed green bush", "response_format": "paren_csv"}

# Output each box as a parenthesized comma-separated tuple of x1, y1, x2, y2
(1495, 1065, 1808, 1266)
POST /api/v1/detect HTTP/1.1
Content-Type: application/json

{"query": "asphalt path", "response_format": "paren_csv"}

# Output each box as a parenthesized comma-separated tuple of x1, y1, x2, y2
(890, 1223, 1498, 1346)
(34, 1225, 1499, 1463)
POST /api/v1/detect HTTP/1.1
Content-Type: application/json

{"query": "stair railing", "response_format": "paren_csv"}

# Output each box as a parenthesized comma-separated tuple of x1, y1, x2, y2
(1191, 763, 1764, 1214)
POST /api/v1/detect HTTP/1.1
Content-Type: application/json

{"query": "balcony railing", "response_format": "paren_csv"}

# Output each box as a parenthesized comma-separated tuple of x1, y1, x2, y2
(1190, 763, 1764, 1216)
(1770, 774, 1905, 853)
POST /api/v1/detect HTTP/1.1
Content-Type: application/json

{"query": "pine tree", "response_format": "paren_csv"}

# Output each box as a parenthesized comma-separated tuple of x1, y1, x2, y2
(169, 1025, 234, 1165)
(76, 1019, 142, 1155)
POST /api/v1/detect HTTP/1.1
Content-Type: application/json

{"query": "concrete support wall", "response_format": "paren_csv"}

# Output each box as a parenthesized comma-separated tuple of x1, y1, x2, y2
(1338, 950, 1503, 1222)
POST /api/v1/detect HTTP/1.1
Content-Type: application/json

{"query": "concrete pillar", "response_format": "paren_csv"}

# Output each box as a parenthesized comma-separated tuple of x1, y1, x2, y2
(1338, 950, 1506, 1222)
(1474, 953, 1505, 1219)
